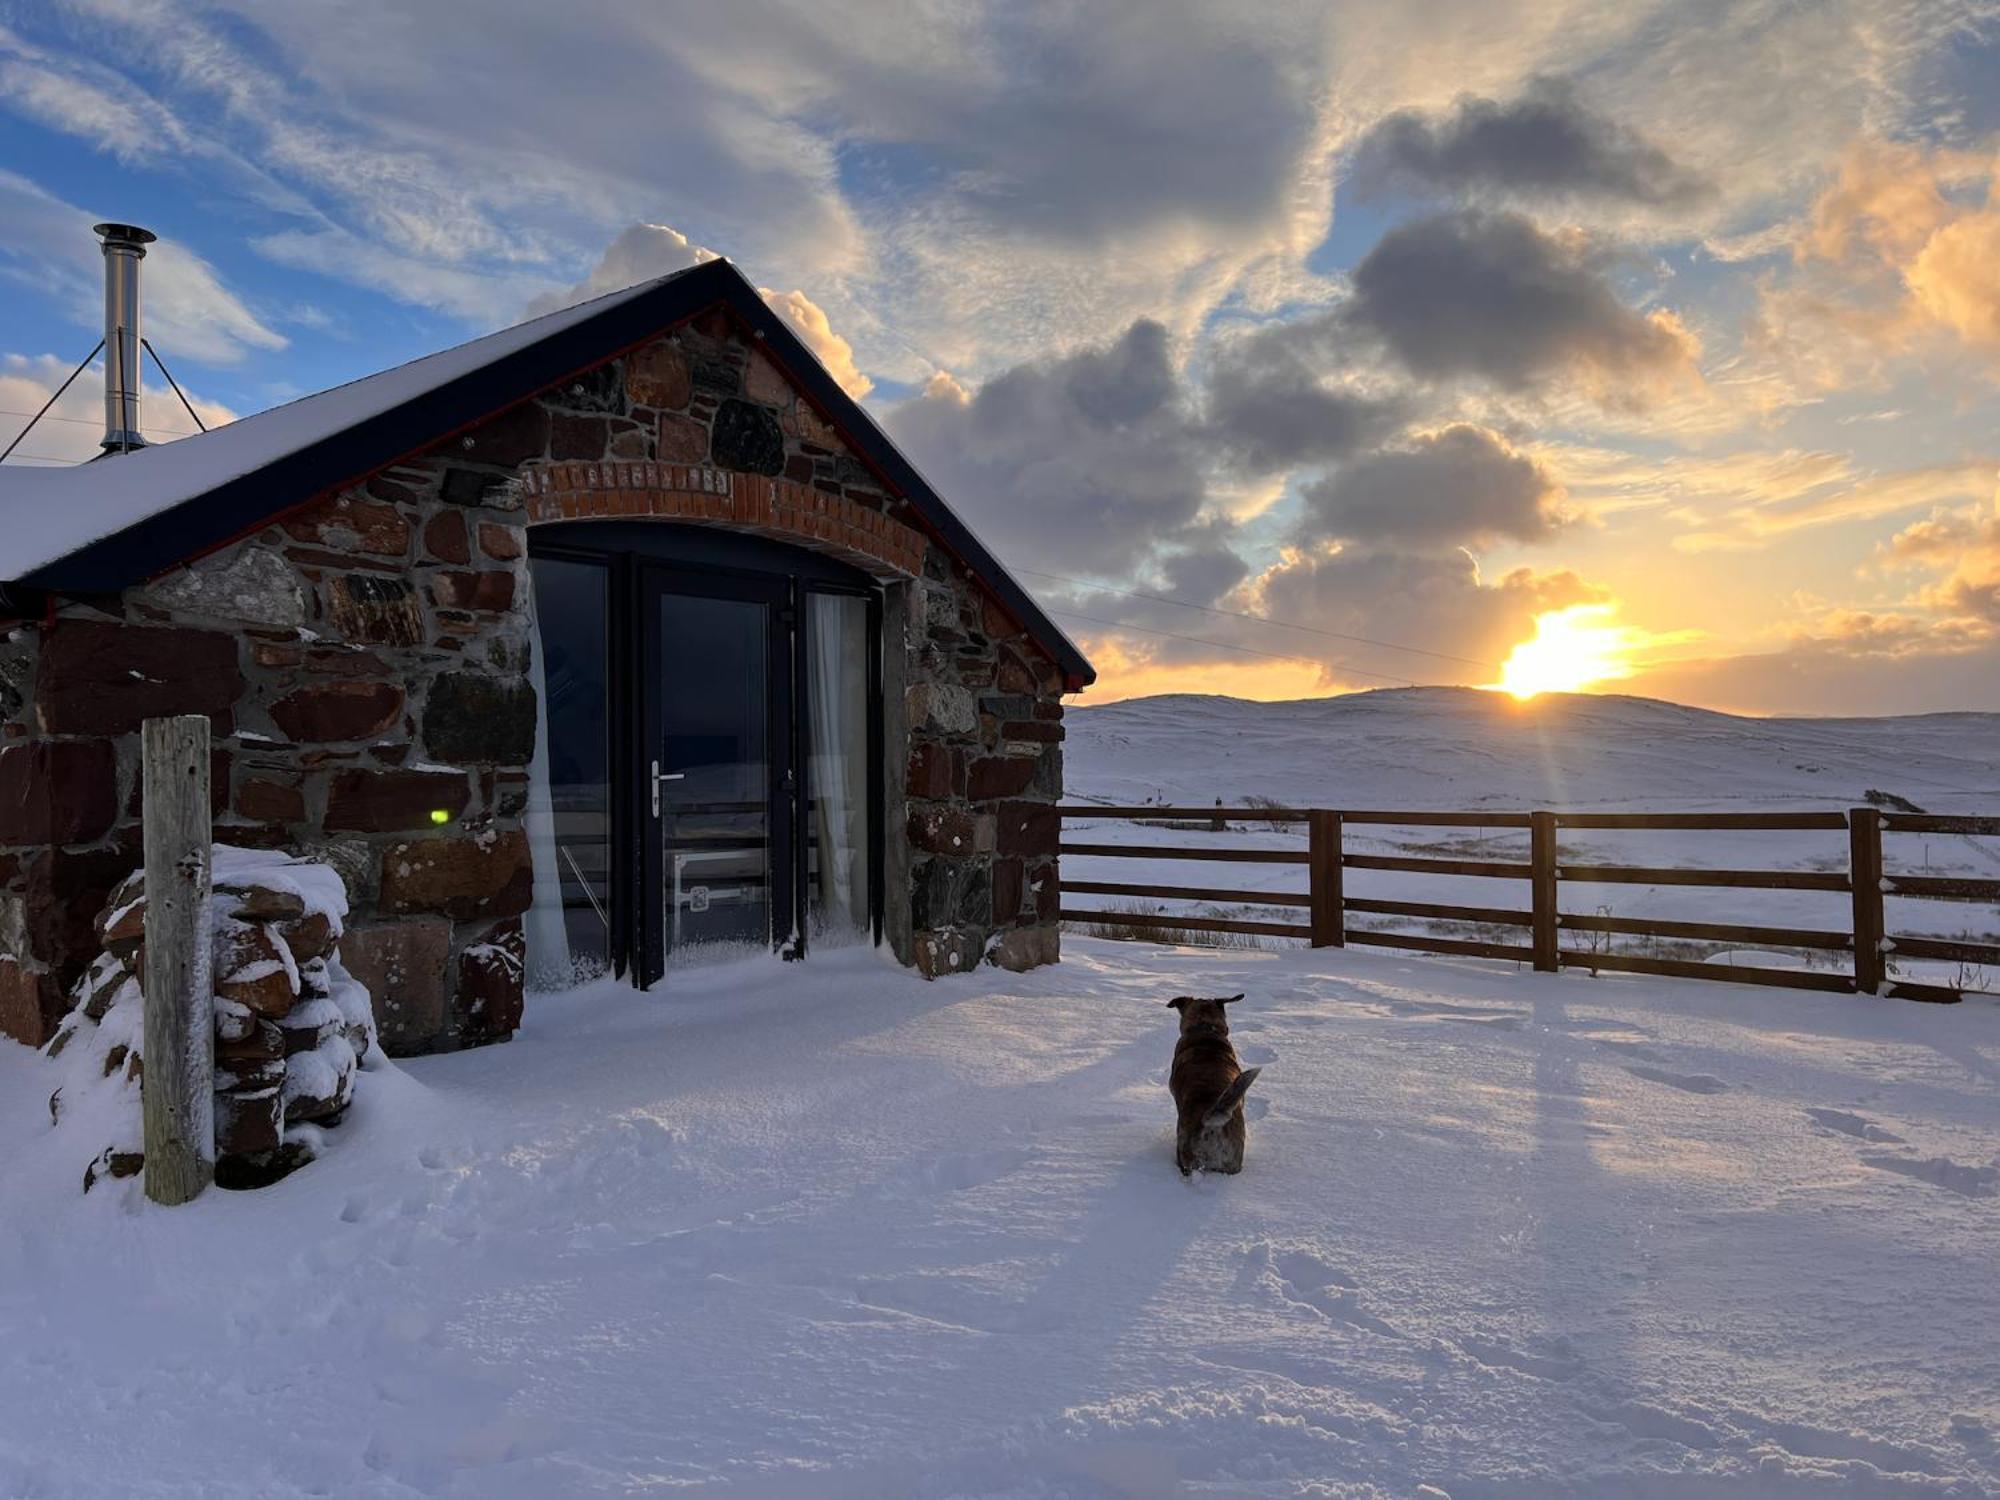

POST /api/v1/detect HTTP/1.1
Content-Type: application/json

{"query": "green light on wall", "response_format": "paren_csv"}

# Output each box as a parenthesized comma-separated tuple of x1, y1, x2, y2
(430, 808, 452, 826)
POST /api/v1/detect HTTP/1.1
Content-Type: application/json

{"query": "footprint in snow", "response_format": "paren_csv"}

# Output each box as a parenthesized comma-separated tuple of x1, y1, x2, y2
(1250, 1245, 1405, 1339)
(1457, 1333, 1584, 1382)
(1804, 1108, 1904, 1144)
(885, 1146, 1032, 1196)
(1592, 1037, 1663, 1061)
(1626, 1065, 1728, 1095)
(1859, 1153, 2000, 1198)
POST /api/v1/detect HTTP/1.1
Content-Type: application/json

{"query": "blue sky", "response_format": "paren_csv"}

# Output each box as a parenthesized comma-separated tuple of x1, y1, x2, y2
(2, 0, 1998, 712)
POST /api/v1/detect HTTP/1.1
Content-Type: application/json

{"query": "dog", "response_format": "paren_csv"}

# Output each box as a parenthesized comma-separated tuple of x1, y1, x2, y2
(1167, 994, 1261, 1175)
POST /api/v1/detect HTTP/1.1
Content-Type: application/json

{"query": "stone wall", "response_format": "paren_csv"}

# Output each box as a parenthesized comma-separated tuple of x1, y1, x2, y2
(0, 303, 1066, 1052)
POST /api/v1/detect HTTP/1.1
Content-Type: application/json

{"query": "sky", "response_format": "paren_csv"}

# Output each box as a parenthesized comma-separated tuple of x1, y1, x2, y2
(0, 1, 1997, 715)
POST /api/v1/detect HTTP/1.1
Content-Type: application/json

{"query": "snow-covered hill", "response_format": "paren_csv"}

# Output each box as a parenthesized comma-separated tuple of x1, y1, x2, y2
(1064, 689, 2000, 986)
(1068, 687, 2000, 813)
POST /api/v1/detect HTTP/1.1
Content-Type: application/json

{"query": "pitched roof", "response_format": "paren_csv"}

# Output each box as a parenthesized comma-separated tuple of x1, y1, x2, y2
(1, 258, 1092, 688)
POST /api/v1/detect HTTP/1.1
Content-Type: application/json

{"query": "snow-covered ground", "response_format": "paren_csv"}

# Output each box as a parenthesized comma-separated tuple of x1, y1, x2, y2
(1065, 690, 2000, 991)
(4, 939, 1998, 1497)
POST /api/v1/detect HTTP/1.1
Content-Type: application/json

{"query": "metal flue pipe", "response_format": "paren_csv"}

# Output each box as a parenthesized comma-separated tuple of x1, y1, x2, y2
(94, 222, 156, 454)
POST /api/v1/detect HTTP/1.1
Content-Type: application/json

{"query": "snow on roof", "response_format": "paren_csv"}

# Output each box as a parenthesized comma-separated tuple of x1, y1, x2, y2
(0, 271, 683, 582)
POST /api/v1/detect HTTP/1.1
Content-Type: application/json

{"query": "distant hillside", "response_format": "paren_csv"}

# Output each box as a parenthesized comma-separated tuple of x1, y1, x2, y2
(1065, 687, 2000, 813)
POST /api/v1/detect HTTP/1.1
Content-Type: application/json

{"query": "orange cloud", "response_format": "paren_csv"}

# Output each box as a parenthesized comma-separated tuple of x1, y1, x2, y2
(1763, 139, 2000, 382)
(1881, 497, 2000, 623)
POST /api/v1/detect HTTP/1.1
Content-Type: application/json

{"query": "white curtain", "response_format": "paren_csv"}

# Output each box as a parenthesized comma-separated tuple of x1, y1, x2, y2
(522, 588, 574, 989)
(808, 595, 870, 941)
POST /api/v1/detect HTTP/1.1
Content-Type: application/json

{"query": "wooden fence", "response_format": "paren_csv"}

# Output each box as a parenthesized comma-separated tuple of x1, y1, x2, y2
(1057, 806, 2000, 1004)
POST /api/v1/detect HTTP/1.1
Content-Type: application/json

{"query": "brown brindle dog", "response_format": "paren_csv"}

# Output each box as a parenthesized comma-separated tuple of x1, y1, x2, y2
(1167, 994, 1261, 1175)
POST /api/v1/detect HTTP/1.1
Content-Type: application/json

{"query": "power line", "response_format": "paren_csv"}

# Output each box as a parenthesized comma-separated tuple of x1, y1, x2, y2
(1046, 608, 1422, 686)
(1021, 566, 1500, 670)
(0, 407, 199, 436)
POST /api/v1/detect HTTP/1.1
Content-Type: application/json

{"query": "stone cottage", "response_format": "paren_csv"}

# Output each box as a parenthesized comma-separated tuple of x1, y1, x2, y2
(0, 257, 1092, 1055)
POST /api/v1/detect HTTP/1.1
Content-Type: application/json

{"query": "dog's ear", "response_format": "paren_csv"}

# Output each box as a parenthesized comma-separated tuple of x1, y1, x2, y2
(1166, 996, 1192, 1011)
(1219, 993, 1245, 1005)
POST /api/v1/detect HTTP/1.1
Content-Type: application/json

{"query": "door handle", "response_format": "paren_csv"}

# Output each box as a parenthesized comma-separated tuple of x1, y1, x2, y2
(650, 759, 686, 816)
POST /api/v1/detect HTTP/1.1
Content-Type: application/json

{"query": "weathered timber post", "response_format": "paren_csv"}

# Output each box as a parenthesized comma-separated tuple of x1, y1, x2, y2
(1309, 809, 1344, 947)
(1530, 811, 1559, 973)
(1850, 807, 1885, 995)
(141, 715, 214, 1206)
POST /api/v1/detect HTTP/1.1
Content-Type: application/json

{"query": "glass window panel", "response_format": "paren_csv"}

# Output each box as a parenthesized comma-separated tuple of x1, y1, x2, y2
(806, 592, 872, 945)
(525, 556, 613, 989)
(658, 593, 772, 965)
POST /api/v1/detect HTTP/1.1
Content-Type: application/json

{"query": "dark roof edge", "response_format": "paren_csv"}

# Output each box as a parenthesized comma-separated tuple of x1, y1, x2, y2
(19, 258, 1094, 688)
(716, 273, 1094, 689)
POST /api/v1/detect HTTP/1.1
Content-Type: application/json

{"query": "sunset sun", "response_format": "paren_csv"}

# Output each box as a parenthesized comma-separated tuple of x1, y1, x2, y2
(1493, 604, 1645, 699)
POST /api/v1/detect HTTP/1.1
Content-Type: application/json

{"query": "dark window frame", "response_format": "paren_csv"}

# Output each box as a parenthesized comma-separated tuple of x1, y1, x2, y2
(526, 521, 884, 983)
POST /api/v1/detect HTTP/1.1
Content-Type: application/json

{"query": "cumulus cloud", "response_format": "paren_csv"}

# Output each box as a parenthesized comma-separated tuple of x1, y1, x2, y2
(889, 310, 1608, 693)
(1754, 140, 2000, 386)
(1341, 209, 1698, 402)
(1199, 319, 1405, 474)
(524, 224, 713, 316)
(888, 318, 1212, 578)
(1051, 544, 1607, 699)
(1251, 547, 1603, 680)
(1299, 424, 1567, 549)
(1351, 77, 1711, 208)
(1799, 139, 1982, 267)
(1906, 194, 2000, 353)
(530, 223, 873, 397)
(759, 287, 874, 398)
(1881, 497, 2000, 623)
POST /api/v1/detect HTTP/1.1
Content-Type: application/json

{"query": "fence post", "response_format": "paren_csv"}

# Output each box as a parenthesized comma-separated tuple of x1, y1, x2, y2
(1850, 807, 1885, 995)
(141, 715, 214, 1207)
(1530, 810, 1559, 973)
(1309, 809, 1344, 948)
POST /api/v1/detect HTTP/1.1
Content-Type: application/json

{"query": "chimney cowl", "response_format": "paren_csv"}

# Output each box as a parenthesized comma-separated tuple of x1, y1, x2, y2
(94, 222, 156, 455)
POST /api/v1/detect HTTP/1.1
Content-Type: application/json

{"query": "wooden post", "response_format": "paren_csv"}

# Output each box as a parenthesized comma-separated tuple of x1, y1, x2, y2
(1309, 809, 1344, 947)
(1530, 810, 1559, 973)
(141, 715, 214, 1206)
(1850, 807, 1885, 995)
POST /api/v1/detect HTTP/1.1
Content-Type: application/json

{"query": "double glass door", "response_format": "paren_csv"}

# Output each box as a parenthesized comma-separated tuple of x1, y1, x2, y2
(525, 535, 878, 993)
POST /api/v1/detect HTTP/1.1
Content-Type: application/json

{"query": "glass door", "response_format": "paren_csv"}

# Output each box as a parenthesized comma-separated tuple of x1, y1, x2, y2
(637, 568, 793, 984)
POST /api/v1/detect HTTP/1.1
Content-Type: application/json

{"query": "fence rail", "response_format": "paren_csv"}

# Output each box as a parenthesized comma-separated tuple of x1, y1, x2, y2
(1057, 803, 2000, 1004)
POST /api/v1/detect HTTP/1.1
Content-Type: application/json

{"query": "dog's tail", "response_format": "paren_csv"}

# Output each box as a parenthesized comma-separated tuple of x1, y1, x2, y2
(1204, 1067, 1261, 1128)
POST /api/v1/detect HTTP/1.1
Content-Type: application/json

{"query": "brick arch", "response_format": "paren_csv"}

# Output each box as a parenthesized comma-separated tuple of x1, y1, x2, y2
(521, 461, 928, 580)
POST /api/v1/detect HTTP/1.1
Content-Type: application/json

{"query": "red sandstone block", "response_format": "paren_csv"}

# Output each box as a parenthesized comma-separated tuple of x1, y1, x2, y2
(424, 510, 470, 564)
(0, 738, 117, 846)
(478, 523, 524, 560)
(430, 571, 515, 613)
(38, 621, 243, 737)
(270, 681, 404, 743)
(379, 829, 532, 921)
